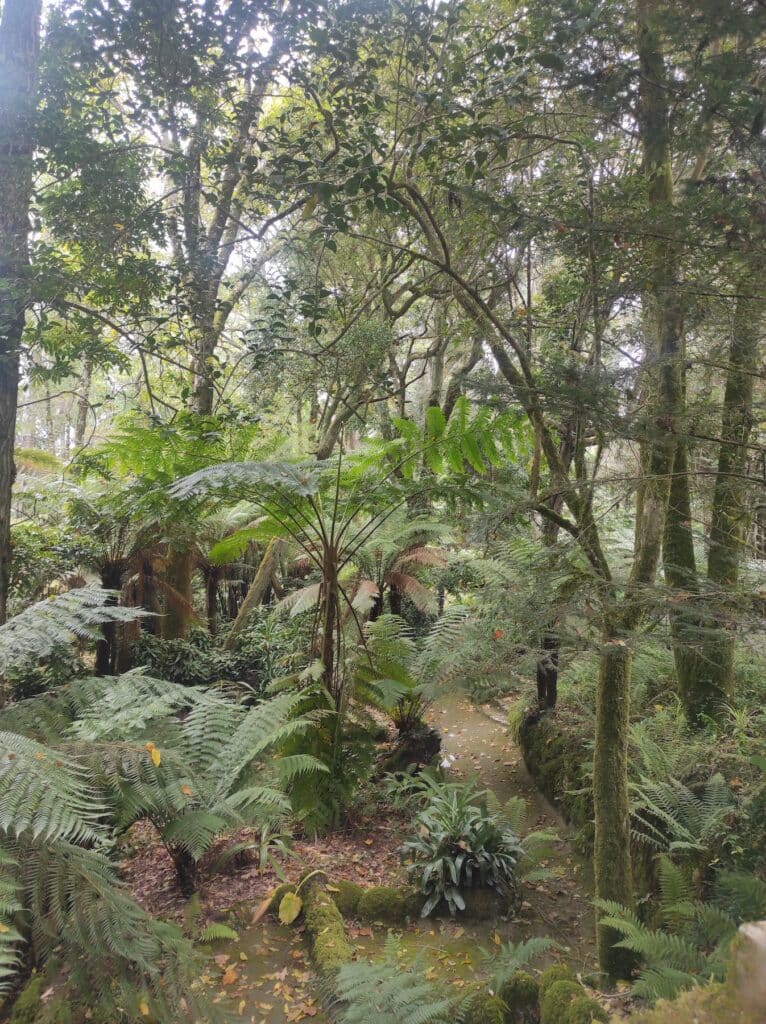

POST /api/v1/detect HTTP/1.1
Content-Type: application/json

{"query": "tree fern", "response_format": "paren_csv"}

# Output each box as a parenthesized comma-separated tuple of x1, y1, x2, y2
(0, 585, 146, 674)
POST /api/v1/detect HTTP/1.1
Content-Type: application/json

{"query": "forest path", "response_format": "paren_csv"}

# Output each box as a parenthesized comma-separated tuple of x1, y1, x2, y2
(426, 693, 597, 972)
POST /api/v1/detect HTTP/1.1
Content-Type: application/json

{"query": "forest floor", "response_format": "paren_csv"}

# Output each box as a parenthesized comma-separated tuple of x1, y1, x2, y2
(120, 692, 600, 1022)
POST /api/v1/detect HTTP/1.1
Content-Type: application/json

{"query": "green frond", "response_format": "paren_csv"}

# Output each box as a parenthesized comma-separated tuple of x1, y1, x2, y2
(0, 732, 107, 845)
(0, 586, 146, 674)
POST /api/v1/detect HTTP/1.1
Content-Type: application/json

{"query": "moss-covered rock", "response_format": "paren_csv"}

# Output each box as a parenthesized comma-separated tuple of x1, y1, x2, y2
(540, 980, 584, 1024)
(36, 996, 73, 1024)
(328, 880, 364, 917)
(462, 991, 507, 1024)
(356, 885, 407, 924)
(568, 995, 608, 1023)
(614, 981, 760, 1024)
(538, 964, 575, 1001)
(8, 975, 45, 1024)
(302, 881, 353, 975)
(498, 970, 539, 1020)
(517, 711, 593, 844)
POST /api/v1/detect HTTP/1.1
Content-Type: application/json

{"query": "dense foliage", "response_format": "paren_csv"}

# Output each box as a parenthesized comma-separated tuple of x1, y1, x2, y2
(0, 0, 764, 1018)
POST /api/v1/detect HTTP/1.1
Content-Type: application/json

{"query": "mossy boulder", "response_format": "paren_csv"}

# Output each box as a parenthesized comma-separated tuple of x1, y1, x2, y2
(356, 885, 407, 924)
(538, 964, 575, 1001)
(8, 975, 45, 1024)
(568, 995, 608, 1023)
(329, 880, 364, 917)
(613, 982, 753, 1024)
(462, 991, 507, 1024)
(540, 980, 584, 1024)
(499, 970, 539, 1020)
(302, 881, 353, 974)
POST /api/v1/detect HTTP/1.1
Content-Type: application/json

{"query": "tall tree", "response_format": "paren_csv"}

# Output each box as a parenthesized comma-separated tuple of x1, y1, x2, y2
(0, 0, 42, 624)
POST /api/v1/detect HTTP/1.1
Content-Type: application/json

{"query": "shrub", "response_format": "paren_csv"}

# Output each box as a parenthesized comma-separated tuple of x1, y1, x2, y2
(401, 777, 523, 917)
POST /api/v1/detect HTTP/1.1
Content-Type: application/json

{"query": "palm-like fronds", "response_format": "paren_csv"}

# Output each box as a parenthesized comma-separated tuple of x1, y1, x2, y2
(0, 586, 145, 674)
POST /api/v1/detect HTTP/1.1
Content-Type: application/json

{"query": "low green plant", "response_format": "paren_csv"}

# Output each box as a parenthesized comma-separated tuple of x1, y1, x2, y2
(401, 776, 523, 916)
(336, 936, 455, 1024)
(596, 856, 766, 1001)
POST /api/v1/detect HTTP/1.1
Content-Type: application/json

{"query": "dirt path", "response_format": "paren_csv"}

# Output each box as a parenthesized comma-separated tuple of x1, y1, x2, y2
(426, 694, 597, 973)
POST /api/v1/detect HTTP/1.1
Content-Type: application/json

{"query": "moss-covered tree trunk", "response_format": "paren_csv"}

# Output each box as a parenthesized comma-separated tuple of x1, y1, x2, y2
(0, 0, 42, 624)
(696, 276, 764, 719)
(592, 0, 689, 976)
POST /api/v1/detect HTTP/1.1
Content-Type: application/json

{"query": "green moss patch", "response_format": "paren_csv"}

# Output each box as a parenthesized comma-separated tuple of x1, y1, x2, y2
(499, 970, 539, 1018)
(462, 990, 506, 1024)
(568, 995, 608, 1023)
(328, 879, 364, 917)
(538, 964, 575, 1000)
(302, 880, 353, 975)
(540, 980, 586, 1024)
(356, 885, 408, 924)
(8, 975, 45, 1024)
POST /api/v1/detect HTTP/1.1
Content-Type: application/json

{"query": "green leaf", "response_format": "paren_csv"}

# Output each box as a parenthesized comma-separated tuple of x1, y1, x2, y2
(278, 892, 302, 925)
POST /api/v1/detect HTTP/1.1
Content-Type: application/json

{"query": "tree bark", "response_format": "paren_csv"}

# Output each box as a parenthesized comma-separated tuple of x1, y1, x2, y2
(162, 547, 195, 640)
(0, 0, 42, 623)
(223, 538, 284, 650)
(696, 276, 764, 720)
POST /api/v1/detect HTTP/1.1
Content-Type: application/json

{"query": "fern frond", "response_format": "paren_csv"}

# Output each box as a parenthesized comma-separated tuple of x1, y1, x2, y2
(0, 586, 146, 673)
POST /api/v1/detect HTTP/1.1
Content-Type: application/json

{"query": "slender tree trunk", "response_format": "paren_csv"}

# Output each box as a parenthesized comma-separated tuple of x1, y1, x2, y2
(223, 538, 284, 650)
(695, 276, 764, 720)
(205, 568, 220, 636)
(0, 0, 42, 624)
(592, 0, 688, 976)
(594, 634, 633, 973)
(74, 358, 93, 449)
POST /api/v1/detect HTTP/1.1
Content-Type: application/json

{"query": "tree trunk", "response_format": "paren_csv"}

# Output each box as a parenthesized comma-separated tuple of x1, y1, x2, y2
(536, 631, 559, 709)
(663, 439, 706, 711)
(0, 0, 42, 624)
(696, 276, 763, 720)
(594, 635, 634, 977)
(74, 358, 92, 449)
(592, 0, 689, 976)
(205, 567, 220, 636)
(162, 547, 195, 640)
(223, 538, 284, 650)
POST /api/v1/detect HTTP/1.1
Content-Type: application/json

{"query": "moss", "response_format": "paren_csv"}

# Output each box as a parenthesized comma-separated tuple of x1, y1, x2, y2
(302, 881, 353, 975)
(8, 975, 45, 1024)
(568, 996, 608, 1023)
(619, 982, 758, 1024)
(329, 880, 364, 917)
(36, 997, 73, 1024)
(538, 964, 575, 1001)
(498, 970, 539, 1017)
(517, 712, 593, 837)
(356, 885, 407, 924)
(540, 980, 583, 1024)
(267, 882, 296, 915)
(462, 991, 506, 1024)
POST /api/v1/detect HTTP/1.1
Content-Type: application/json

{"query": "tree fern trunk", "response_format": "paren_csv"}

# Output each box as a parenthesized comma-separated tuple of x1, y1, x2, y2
(162, 548, 194, 640)
(0, 0, 42, 624)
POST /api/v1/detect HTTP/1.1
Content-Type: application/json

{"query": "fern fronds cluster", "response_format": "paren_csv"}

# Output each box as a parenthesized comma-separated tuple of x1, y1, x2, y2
(596, 856, 765, 1002)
